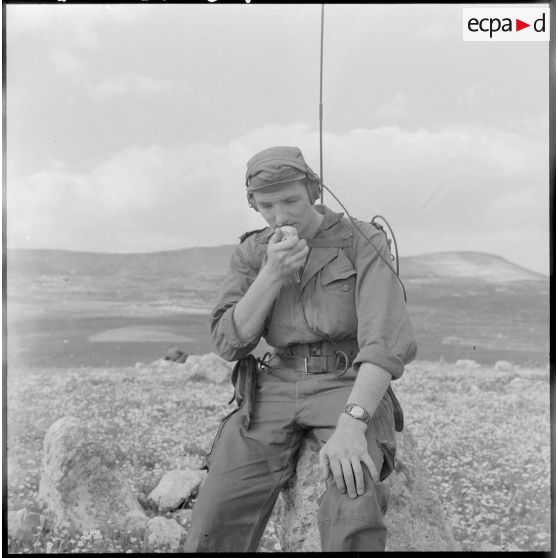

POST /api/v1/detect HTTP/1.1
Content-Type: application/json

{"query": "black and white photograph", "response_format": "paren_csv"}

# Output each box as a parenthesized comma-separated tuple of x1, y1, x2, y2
(5, 1, 552, 553)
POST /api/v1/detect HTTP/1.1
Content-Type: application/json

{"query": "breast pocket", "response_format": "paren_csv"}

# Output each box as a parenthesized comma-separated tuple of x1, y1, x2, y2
(313, 252, 358, 336)
(320, 253, 357, 294)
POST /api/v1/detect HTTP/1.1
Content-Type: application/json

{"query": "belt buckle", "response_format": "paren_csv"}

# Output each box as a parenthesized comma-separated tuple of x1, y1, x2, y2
(304, 356, 322, 374)
(303, 355, 330, 375)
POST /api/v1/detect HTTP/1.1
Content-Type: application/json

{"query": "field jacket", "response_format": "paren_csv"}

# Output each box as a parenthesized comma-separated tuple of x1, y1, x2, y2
(210, 205, 417, 379)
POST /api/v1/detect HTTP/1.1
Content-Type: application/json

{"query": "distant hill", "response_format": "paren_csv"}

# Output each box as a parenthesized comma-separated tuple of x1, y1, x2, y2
(7, 246, 237, 278)
(400, 252, 545, 283)
(7, 247, 546, 284)
(6, 247, 549, 368)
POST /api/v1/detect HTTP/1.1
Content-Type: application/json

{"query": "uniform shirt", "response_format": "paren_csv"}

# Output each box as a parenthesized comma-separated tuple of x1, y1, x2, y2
(210, 205, 417, 379)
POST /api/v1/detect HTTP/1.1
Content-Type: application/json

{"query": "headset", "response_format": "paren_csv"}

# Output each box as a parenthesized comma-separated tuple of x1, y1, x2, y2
(246, 163, 408, 302)
(246, 159, 322, 211)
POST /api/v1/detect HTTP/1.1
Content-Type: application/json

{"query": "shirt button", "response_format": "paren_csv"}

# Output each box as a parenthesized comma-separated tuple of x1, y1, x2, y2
(342, 284, 350, 292)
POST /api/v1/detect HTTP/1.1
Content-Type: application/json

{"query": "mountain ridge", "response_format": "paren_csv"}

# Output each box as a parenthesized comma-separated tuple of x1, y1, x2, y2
(7, 247, 547, 283)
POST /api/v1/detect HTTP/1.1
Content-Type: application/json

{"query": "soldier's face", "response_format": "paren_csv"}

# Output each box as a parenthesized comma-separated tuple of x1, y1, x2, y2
(252, 180, 318, 238)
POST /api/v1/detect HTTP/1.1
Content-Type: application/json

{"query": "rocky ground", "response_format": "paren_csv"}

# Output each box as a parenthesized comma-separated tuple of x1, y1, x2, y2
(6, 357, 551, 553)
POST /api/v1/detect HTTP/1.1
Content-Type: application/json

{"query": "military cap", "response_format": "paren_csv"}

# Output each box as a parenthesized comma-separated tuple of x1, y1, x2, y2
(245, 146, 315, 191)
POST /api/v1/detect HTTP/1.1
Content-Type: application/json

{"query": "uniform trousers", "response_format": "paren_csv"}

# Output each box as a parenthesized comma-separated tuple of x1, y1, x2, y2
(184, 365, 396, 552)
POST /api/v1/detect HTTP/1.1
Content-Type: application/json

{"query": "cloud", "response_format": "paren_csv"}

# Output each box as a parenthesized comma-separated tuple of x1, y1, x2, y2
(371, 93, 409, 121)
(90, 74, 184, 99)
(7, 4, 142, 49)
(50, 50, 188, 99)
(7, 122, 549, 273)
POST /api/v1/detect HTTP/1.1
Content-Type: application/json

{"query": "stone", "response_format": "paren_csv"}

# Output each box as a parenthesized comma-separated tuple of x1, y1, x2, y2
(273, 434, 321, 552)
(37, 416, 146, 533)
(186, 353, 232, 384)
(150, 353, 232, 384)
(148, 469, 207, 512)
(164, 346, 189, 363)
(172, 509, 193, 528)
(123, 511, 149, 537)
(385, 426, 460, 551)
(507, 377, 533, 391)
(494, 360, 515, 372)
(8, 508, 46, 541)
(455, 359, 480, 369)
(200, 353, 232, 383)
(152, 358, 173, 367)
(271, 428, 460, 552)
(146, 516, 186, 551)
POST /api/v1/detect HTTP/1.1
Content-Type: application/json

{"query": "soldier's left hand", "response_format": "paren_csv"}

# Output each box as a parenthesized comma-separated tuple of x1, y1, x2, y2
(318, 415, 379, 498)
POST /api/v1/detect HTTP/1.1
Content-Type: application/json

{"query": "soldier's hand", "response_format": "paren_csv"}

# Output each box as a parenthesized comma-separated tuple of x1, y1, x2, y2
(265, 229, 309, 281)
(318, 414, 379, 498)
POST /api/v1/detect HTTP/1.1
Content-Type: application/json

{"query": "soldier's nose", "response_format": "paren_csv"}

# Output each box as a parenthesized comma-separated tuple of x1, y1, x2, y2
(275, 211, 290, 228)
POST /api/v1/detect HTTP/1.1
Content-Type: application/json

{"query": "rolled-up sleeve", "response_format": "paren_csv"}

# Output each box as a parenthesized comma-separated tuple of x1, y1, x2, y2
(210, 241, 265, 361)
(351, 223, 418, 379)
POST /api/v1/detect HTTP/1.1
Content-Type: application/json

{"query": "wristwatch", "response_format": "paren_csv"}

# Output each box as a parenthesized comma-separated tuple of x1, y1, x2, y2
(344, 403, 371, 424)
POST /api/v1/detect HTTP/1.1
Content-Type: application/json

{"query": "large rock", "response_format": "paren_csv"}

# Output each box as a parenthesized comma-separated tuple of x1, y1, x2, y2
(148, 469, 207, 512)
(272, 428, 459, 552)
(163, 346, 189, 363)
(187, 353, 232, 384)
(385, 426, 460, 551)
(146, 516, 186, 551)
(151, 352, 232, 384)
(37, 416, 146, 532)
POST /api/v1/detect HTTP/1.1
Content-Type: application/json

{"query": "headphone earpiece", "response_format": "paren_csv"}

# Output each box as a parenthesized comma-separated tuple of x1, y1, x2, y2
(307, 179, 322, 203)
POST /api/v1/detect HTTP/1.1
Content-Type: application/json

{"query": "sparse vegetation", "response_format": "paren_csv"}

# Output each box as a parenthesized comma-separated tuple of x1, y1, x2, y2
(7, 249, 550, 551)
(7, 359, 551, 553)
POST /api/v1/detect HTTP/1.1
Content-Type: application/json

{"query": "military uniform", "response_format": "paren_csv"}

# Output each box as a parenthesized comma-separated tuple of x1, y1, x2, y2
(184, 204, 417, 552)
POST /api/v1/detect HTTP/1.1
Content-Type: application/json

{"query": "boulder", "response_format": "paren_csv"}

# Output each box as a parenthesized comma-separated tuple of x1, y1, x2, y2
(507, 377, 533, 392)
(186, 353, 232, 384)
(8, 508, 46, 541)
(272, 428, 460, 552)
(148, 469, 207, 512)
(455, 359, 480, 369)
(164, 346, 189, 363)
(384, 426, 460, 551)
(151, 358, 174, 368)
(146, 516, 186, 551)
(173, 509, 193, 529)
(151, 353, 232, 384)
(494, 360, 516, 372)
(123, 511, 149, 537)
(37, 416, 146, 532)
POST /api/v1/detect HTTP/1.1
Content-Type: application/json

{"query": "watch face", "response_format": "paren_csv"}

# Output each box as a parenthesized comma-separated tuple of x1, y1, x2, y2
(352, 406, 366, 419)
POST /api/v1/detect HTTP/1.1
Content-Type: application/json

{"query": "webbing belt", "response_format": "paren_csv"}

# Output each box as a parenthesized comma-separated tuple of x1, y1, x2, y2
(267, 339, 359, 375)
(270, 353, 352, 374)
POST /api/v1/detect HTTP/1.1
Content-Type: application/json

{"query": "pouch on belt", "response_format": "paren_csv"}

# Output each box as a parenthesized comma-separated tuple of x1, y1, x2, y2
(228, 354, 259, 430)
(387, 385, 404, 432)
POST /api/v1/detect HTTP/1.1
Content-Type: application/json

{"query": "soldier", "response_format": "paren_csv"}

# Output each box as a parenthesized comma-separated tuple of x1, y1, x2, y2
(184, 145, 417, 552)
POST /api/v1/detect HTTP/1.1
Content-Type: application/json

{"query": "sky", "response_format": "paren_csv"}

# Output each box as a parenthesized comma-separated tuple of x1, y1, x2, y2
(5, 3, 550, 274)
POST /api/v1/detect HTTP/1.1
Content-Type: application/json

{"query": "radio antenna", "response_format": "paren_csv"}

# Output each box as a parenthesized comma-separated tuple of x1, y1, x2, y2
(319, 4, 324, 203)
